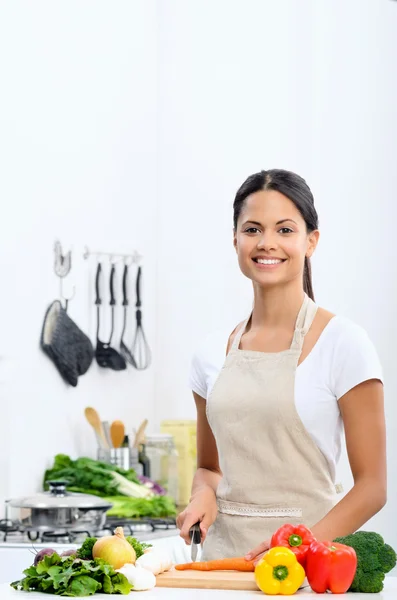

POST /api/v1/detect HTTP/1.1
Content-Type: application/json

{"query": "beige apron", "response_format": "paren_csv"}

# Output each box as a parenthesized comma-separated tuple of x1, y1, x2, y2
(202, 294, 339, 560)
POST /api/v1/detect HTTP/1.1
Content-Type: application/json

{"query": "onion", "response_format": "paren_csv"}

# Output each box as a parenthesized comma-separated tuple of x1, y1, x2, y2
(33, 548, 55, 566)
(92, 527, 136, 569)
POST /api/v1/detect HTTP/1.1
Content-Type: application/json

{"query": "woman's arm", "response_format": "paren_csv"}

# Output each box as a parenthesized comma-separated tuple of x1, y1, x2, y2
(247, 378, 386, 560)
(191, 392, 222, 495)
(310, 378, 386, 540)
(177, 392, 222, 543)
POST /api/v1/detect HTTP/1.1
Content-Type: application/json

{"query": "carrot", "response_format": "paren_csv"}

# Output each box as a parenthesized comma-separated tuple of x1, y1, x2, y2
(175, 557, 255, 572)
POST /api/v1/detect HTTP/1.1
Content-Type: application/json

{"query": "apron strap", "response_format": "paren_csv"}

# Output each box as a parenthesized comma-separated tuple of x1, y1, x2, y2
(230, 317, 250, 352)
(231, 294, 318, 354)
(290, 293, 318, 351)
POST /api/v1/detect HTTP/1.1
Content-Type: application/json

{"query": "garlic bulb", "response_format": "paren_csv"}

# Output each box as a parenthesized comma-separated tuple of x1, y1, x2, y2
(136, 549, 172, 575)
(117, 564, 156, 591)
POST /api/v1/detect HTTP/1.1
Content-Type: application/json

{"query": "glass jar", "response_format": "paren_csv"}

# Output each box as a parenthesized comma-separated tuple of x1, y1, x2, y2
(145, 434, 179, 504)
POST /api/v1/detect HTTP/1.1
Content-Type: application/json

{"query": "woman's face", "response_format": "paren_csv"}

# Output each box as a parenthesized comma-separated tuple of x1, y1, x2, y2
(234, 189, 319, 289)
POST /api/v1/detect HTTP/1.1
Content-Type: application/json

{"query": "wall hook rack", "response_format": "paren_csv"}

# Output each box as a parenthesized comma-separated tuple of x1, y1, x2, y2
(83, 246, 142, 265)
(54, 240, 75, 308)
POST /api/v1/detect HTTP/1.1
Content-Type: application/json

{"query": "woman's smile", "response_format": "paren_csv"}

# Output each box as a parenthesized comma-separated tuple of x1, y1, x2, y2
(252, 256, 287, 270)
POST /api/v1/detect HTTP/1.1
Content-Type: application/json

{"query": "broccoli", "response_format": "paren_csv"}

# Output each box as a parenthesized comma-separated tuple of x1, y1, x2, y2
(76, 537, 97, 560)
(334, 531, 396, 593)
(126, 536, 152, 559)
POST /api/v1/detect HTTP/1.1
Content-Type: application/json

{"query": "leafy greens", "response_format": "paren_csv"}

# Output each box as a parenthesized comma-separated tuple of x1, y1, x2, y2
(105, 495, 177, 518)
(43, 454, 141, 497)
(125, 537, 151, 559)
(11, 553, 132, 596)
(43, 454, 176, 518)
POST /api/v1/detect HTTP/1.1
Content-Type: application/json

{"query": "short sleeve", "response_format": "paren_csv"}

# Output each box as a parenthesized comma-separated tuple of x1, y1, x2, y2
(188, 348, 208, 399)
(330, 320, 383, 400)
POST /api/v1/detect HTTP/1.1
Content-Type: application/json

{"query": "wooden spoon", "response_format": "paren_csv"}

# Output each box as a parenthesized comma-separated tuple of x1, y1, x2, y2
(84, 407, 109, 449)
(133, 418, 148, 448)
(110, 420, 125, 448)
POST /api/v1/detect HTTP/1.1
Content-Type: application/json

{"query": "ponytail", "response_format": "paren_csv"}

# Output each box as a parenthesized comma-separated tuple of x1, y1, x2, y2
(303, 257, 315, 301)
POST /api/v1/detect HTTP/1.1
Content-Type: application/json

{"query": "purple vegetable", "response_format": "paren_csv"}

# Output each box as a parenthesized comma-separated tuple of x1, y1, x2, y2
(61, 549, 77, 557)
(33, 548, 55, 566)
(138, 475, 166, 495)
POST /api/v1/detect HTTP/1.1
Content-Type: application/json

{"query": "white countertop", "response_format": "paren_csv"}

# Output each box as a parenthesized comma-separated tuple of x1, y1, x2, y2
(2, 577, 397, 598)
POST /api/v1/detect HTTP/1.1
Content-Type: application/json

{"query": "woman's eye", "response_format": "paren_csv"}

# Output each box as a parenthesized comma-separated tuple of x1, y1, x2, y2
(244, 227, 260, 234)
(278, 227, 293, 234)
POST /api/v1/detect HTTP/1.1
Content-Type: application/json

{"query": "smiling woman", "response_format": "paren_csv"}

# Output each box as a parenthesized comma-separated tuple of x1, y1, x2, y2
(233, 170, 319, 301)
(177, 169, 386, 563)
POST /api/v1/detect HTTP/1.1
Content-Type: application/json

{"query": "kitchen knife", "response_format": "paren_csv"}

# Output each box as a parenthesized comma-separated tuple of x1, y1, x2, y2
(189, 522, 201, 562)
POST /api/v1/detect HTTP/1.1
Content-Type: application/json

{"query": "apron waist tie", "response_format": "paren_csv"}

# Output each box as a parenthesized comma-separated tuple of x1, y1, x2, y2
(217, 499, 303, 519)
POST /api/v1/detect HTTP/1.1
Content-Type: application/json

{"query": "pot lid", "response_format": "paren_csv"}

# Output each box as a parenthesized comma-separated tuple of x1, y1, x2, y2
(8, 481, 113, 510)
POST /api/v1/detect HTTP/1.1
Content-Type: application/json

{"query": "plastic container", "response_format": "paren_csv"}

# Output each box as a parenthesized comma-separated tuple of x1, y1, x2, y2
(161, 420, 197, 508)
(145, 433, 179, 504)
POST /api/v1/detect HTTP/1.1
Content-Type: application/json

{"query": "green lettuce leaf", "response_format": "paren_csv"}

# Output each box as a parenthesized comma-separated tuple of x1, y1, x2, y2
(63, 575, 101, 596)
(111, 573, 133, 595)
(105, 494, 176, 518)
(10, 553, 132, 596)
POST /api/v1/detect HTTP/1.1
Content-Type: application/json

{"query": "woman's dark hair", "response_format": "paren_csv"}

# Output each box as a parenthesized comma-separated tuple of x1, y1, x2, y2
(233, 169, 318, 301)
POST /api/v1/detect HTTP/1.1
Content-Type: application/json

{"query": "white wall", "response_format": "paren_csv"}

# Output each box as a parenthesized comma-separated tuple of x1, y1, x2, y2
(0, 0, 158, 502)
(1, 0, 396, 551)
(154, 0, 397, 548)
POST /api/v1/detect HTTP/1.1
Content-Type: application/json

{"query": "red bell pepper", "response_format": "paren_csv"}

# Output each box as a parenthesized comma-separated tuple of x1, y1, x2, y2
(270, 524, 315, 567)
(305, 540, 357, 594)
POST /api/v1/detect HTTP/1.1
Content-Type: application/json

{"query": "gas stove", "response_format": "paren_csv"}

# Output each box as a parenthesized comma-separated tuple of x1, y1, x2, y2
(0, 515, 187, 585)
(0, 516, 177, 545)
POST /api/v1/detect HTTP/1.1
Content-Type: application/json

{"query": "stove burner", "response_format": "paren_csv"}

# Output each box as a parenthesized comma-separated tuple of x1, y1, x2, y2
(0, 519, 20, 542)
(0, 517, 177, 544)
(41, 530, 92, 544)
(106, 517, 177, 533)
(0, 519, 19, 533)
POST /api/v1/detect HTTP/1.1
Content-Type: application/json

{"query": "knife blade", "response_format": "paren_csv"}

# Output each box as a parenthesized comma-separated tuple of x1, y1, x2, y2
(189, 522, 201, 562)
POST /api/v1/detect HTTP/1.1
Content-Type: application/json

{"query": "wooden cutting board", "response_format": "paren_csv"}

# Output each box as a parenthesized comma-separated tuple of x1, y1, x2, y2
(156, 570, 258, 591)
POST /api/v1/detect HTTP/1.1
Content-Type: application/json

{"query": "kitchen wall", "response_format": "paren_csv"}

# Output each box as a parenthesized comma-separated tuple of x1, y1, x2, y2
(1, 0, 396, 549)
(0, 0, 158, 502)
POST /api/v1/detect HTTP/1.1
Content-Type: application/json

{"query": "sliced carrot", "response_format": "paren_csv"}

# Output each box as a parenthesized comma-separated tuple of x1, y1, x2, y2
(175, 557, 255, 572)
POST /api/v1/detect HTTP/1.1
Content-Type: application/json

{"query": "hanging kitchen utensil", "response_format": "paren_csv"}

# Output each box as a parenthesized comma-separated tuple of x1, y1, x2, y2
(84, 407, 109, 449)
(40, 241, 93, 387)
(119, 261, 137, 367)
(131, 265, 151, 369)
(110, 420, 125, 448)
(94, 262, 126, 371)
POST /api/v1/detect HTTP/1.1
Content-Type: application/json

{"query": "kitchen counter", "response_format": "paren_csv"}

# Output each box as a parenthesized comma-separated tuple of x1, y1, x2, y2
(2, 577, 397, 598)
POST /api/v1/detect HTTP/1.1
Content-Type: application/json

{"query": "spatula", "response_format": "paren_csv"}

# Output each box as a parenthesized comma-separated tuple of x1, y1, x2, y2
(133, 418, 148, 448)
(110, 420, 125, 448)
(84, 407, 109, 449)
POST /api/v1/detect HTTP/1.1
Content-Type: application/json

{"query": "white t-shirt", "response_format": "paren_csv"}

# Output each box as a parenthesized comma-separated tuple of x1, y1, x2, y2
(189, 316, 383, 480)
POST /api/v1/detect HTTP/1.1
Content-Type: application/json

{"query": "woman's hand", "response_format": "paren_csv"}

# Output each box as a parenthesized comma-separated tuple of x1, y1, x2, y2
(245, 539, 271, 565)
(176, 486, 218, 544)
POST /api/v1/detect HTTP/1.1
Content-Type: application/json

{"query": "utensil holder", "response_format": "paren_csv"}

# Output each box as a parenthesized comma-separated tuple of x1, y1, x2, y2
(97, 448, 131, 471)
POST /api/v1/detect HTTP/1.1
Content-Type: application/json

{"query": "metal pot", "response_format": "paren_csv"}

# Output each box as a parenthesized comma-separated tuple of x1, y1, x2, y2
(7, 481, 112, 532)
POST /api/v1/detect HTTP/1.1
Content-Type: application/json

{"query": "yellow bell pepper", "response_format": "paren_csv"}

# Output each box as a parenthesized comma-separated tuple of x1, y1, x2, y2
(255, 546, 305, 595)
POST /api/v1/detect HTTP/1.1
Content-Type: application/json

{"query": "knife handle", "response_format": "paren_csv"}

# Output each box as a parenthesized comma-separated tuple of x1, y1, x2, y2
(189, 522, 201, 545)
